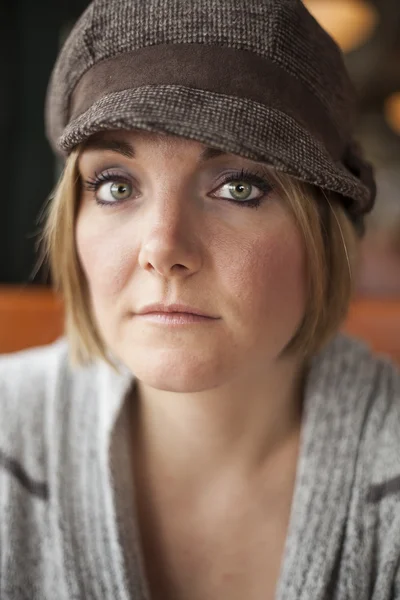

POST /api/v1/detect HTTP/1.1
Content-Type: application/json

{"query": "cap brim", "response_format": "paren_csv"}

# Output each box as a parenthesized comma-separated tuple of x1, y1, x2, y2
(60, 85, 373, 216)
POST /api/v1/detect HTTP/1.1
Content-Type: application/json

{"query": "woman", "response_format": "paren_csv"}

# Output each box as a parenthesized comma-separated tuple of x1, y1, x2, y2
(1, 0, 399, 599)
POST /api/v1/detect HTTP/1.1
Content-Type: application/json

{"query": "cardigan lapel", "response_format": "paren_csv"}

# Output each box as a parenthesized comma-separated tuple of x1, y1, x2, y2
(276, 334, 380, 600)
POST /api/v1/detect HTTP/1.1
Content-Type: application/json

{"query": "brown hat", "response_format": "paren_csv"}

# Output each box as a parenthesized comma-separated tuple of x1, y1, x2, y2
(45, 0, 376, 232)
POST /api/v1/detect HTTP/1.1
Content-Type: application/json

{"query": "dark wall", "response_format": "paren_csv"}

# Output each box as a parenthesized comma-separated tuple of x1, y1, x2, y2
(0, 0, 88, 284)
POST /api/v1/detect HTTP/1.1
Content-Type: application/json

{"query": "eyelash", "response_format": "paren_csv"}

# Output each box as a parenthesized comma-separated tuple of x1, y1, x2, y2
(216, 169, 273, 208)
(83, 168, 273, 209)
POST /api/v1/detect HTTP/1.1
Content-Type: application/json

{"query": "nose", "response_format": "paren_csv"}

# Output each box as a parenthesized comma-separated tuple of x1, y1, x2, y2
(138, 186, 203, 278)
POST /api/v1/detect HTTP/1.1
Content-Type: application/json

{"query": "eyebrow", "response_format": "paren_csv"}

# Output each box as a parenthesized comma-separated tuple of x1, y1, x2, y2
(82, 137, 229, 162)
(83, 138, 135, 159)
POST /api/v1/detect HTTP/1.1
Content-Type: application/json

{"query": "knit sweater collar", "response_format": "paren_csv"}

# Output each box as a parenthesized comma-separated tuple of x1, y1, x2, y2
(59, 333, 382, 599)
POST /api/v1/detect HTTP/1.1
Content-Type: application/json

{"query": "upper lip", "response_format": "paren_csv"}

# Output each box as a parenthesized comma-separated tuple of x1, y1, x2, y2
(137, 303, 217, 318)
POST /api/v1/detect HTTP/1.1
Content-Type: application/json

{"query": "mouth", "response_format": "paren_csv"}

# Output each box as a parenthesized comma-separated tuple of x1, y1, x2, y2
(135, 311, 218, 326)
(137, 303, 219, 319)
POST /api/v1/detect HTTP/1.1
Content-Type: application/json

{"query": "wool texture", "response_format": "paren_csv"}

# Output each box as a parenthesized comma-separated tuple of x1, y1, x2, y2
(1, 334, 400, 599)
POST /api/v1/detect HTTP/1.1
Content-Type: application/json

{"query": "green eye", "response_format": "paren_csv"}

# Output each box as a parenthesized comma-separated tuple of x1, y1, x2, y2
(110, 181, 132, 200)
(228, 181, 253, 201)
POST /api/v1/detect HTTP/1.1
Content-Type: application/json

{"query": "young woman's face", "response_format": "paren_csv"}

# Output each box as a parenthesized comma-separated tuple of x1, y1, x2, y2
(76, 130, 307, 391)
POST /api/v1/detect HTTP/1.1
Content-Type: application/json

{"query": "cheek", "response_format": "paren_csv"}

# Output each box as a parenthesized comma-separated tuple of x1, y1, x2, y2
(76, 213, 136, 299)
(215, 222, 307, 330)
(258, 231, 306, 304)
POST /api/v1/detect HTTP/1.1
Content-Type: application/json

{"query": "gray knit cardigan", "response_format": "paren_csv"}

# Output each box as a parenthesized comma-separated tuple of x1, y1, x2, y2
(0, 333, 400, 599)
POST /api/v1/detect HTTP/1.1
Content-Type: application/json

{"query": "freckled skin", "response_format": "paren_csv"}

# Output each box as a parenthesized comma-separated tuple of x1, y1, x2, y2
(76, 129, 307, 393)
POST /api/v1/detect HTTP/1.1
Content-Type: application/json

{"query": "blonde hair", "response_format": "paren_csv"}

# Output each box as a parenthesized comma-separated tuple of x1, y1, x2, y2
(40, 147, 359, 367)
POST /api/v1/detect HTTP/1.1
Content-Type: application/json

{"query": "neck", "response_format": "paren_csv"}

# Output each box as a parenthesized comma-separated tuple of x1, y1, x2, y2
(130, 354, 307, 486)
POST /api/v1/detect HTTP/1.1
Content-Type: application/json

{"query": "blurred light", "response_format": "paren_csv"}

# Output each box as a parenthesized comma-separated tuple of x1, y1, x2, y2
(303, 0, 379, 53)
(385, 92, 400, 135)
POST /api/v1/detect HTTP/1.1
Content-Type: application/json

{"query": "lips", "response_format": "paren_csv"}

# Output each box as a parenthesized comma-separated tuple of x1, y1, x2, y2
(137, 302, 218, 318)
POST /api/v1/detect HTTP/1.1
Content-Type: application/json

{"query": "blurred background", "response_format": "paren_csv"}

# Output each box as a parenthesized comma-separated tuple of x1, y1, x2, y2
(0, 0, 399, 358)
(304, 0, 400, 297)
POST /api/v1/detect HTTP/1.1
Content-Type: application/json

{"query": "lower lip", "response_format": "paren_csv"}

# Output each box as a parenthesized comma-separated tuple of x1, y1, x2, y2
(136, 312, 217, 325)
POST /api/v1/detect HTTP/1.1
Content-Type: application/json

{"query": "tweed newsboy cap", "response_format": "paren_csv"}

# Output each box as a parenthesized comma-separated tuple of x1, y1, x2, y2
(45, 0, 376, 230)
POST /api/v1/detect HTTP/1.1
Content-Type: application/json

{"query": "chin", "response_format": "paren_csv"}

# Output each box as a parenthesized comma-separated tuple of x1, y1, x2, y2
(120, 346, 230, 393)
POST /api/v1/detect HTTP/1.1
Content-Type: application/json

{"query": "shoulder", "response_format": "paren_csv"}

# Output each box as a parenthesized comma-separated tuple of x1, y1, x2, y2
(313, 331, 399, 381)
(0, 338, 117, 492)
(0, 338, 133, 481)
(311, 332, 400, 490)
(323, 334, 400, 509)
(334, 336, 400, 590)
(0, 339, 71, 486)
(0, 337, 118, 403)
(0, 338, 71, 435)
(309, 334, 400, 588)
(0, 336, 71, 414)
(0, 336, 70, 389)
(311, 332, 399, 410)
